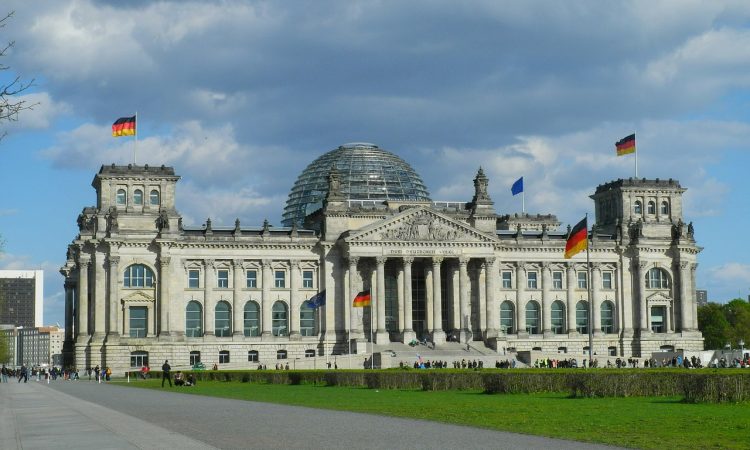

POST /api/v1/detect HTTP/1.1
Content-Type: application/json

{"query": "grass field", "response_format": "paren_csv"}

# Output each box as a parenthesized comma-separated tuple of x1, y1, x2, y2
(123, 376, 750, 449)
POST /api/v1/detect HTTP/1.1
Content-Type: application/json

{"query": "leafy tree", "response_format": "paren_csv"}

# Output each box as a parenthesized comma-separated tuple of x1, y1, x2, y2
(1, 11, 35, 141)
(698, 303, 731, 350)
(724, 299, 750, 351)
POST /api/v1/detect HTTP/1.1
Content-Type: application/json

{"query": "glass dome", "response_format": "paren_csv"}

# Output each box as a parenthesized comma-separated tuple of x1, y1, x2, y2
(282, 143, 431, 227)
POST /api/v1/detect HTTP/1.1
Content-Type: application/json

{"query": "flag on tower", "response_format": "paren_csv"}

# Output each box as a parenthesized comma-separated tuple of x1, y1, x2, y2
(112, 116, 136, 137)
(511, 177, 523, 196)
(615, 133, 636, 156)
(353, 290, 371, 307)
(564, 217, 588, 259)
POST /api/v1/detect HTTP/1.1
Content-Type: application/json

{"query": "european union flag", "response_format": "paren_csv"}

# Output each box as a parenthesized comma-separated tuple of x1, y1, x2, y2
(306, 290, 326, 309)
(511, 177, 523, 196)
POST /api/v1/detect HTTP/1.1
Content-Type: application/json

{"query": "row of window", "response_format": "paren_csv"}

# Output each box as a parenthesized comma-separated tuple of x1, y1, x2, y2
(116, 188, 160, 206)
(633, 199, 669, 216)
(123, 265, 671, 291)
(128, 300, 316, 339)
(187, 268, 315, 289)
(499, 300, 616, 335)
(130, 348, 317, 368)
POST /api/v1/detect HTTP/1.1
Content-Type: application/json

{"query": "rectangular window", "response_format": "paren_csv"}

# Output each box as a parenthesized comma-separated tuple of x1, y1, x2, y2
(577, 271, 588, 289)
(501, 271, 512, 289)
(248, 351, 259, 362)
(527, 271, 538, 289)
(189, 351, 201, 366)
(302, 270, 314, 289)
(217, 270, 229, 288)
(552, 271, 563, 290)
(219, 350, 230, 364)
(275, 270, 286, 288)
(129, 306, 147, 338)
(188, 270, 200, 288)
(246, 270, 257, 288)
(602, 271, 613, 290)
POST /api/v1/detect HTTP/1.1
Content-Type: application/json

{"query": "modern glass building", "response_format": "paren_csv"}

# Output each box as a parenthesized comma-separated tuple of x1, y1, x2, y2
(282, 143, 431, 227)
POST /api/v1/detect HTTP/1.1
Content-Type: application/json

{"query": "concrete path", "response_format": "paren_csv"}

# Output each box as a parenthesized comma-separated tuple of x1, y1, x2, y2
(1, 378, 624, 449)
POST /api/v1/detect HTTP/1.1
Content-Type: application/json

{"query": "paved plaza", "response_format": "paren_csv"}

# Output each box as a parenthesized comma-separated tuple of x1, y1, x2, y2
(0, 378, 623, 449)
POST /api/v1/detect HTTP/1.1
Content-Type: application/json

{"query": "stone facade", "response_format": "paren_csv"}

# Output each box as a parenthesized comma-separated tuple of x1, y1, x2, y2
(61, 163, 703, 373)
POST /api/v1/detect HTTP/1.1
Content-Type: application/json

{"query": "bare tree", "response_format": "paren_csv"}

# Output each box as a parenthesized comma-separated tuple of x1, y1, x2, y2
(1, 11, 36, 141)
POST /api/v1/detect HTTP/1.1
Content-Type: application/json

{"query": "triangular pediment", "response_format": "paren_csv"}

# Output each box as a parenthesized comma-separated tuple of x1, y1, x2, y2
(646, 291, 672, 303)
(346, 207, 497, 244)
(122, 290, 155, 304)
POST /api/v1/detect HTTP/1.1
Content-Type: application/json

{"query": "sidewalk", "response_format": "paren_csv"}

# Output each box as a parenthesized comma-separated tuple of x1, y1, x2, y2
(0, 379, 214, 450)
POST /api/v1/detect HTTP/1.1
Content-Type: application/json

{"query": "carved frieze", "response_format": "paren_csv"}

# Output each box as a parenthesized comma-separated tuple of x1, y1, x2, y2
(379, 211, 466, 241)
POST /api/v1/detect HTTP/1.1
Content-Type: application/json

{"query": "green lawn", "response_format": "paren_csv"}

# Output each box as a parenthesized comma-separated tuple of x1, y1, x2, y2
(124, 378, 750, 449)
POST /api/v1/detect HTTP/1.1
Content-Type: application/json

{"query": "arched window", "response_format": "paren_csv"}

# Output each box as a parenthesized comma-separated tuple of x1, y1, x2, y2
(660, 201, 669, 215)
(124, 264, 154, 288)
(133, 189, 143, 205)
(525, 300, 540, 334)
(243, 301, 260, 337)
(116, 189, 126, 205)
(646, 268, 671, 289)
(500, 301, 514, 334)
(130, 351, 148, 368)
(219, 350, 230, 364)
(149, 189, 160, 206)
(576, 301, 589, 334)
(634, 200, 642, 214)
(185, 301, 203, 337)
(248, 350, 259, 362)
(647, 201, 656, 214)
(215, 301, 231, 337)
(276, 350, 287, 360)
(272, 301, 288, 336)
(550, 300, 565, 334)
(300, 301, 315, 336)
(601, 301, 615, 333)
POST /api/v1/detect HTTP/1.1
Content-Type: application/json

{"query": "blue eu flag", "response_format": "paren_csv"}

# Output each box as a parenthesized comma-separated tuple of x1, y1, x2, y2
(511, 177, 523, 196)
(306, 290, 326, 309)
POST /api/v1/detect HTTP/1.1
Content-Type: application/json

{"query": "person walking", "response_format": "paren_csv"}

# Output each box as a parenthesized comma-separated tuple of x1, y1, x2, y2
(161, 360, 172, 387)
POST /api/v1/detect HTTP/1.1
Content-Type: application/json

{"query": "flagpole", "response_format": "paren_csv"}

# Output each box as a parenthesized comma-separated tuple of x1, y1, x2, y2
(522, 190, 526, 214)
(634, 139, 638, 178)
(585, 213, 594, 366)
(370, 301, 374, 369)
(134, 111, 138, 165)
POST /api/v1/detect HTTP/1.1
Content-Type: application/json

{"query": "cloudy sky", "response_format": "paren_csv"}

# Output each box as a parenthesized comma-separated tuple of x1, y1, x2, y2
(1, 0, 750, 326)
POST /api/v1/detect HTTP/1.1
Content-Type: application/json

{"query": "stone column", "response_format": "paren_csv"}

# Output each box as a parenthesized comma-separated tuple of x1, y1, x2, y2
(541, 262, 552, 336)
(349, 257, 363, 337)
(397, 264, 404, 336)
(516, 262, 526, 336)
(458, 256, 470, 342)
(479, 262, 487, 336)
(93, 251, 107, 338)
(485, 257, 498, 339)
(261, 259, 273, 338)
(677, 261, 692, 332)
(637, 260, 649, 334)
(107, 255, 120, 338)
(375, 257, 388, 343)
(146, 304, 155, 336)
(232, 259, 244, 336)
(204, 259, 215, 336)
(566, 263, 576, 334)
(591, 263, 602, 335)
(691, 263, 699, 330)
(158, 256, 171, 337)
(432, 257, 446, 344)
(402, 257, 415, 342)
(289, 260, 300, 339)
(77, 256, 91, 341)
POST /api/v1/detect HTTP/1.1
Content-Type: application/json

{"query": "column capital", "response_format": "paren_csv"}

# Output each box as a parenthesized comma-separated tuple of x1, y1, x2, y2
(158, 256, 171, 267)
(205, 258, 216, 269)
(565, 261, 575, 271)
(540, 261, 551, 270)
(637, 260, 649, 270)
(458, 256, 470, 266)
(78, 254, 91, 266)
(690, 263, 698, 273)
(261, 258, 273, 267)
(516, 261, 526, 270)
(432, 256, 444, 265)
(348, 256, 360, 267)
(107, 255, 121, 266)
(376, 256, 387, 266)
(678, 261, 690, 270)
(232, 258, 244, 268)
(485, 257, 496, 265)
(289, 259, 299, 269)
(402, 256, 414, 265)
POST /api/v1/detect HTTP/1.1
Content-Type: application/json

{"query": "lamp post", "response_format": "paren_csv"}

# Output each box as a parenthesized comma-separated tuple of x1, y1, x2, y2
(739, 339, 745, 354)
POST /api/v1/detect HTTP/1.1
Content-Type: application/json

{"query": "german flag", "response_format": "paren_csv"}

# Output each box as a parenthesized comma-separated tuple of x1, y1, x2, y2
(112, 116, 136, 137)
(615, 133, 636, 156)
(353, 290, 371, 307)
(564, 217, 588, 259)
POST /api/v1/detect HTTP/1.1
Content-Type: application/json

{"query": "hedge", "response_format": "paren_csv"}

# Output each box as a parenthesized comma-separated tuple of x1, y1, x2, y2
(127, 369, 750, 403)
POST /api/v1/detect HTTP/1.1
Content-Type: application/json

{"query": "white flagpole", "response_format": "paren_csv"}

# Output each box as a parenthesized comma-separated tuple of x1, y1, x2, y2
(585, 213, 594, 365)
(522, 190, 526, 214)
(370, 300, 374, 369)
(134, 111, 138, 165)
(634, 138, 638, 178)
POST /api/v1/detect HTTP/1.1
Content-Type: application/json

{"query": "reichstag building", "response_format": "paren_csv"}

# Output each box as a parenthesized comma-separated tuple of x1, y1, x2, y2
(61, 143, 703, 372)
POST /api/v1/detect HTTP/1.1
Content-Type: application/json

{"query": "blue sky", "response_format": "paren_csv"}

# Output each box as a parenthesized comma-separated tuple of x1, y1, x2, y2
(1, 1, 750, 326)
